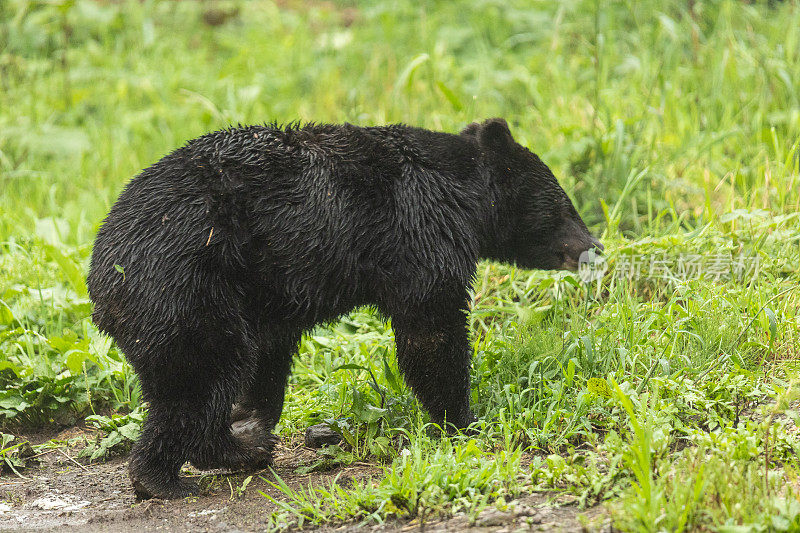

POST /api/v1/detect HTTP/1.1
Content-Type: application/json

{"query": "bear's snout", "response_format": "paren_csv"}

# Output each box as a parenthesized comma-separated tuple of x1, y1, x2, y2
(556, 219, 603, 271)
(561, 238, 603, 271)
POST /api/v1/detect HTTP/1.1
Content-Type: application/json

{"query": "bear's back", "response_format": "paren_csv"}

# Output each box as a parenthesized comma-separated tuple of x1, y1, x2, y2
(88, 122, 487, 330)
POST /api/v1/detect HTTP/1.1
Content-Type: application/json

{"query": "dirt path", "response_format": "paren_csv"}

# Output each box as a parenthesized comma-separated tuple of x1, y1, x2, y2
(0, 429, 607, 532)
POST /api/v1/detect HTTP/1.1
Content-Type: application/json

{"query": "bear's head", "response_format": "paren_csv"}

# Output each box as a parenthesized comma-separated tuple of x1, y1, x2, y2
(462, 118, 603, 272)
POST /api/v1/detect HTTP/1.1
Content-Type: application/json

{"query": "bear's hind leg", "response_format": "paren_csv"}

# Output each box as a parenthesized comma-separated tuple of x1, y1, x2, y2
(130, 378, 269, 498)
(184, 340, 275, 472)
(186, 383, 275, 473)
(230, 330, 300, 447)
(128, 319, 274, 498)
(129, 402, 200, 499)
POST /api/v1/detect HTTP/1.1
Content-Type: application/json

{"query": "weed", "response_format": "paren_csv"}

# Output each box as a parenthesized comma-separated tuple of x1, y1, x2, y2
(79, 405, 144, 461)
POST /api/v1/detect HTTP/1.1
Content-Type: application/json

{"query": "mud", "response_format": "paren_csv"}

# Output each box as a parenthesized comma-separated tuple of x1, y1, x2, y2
(0, 428, 607, 532)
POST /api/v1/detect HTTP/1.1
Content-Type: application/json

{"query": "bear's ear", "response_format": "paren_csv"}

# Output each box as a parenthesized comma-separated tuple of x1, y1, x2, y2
(459, 122, 481, 137)
(477, 118, 514, 152)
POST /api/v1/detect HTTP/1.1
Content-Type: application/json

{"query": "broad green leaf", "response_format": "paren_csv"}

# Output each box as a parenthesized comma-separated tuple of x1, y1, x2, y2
(587, 377, 612, 398)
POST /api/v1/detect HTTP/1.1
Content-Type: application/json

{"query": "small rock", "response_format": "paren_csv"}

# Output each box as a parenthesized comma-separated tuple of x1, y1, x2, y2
(513, 503, 537, 517)
(476, 509, 513, 527)
(447, 515, 469, 528)
(304, 423, 342, 448)
(188, 508, 223, 518)
(523, 513, 543, 525)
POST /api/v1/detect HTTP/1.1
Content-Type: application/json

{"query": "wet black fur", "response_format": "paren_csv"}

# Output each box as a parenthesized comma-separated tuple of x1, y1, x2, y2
(87, 118, 599, 499)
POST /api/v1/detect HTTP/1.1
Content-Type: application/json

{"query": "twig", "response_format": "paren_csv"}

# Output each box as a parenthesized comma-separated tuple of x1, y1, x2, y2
(27, 448, 58, 460)
(58, 449, 93, 475)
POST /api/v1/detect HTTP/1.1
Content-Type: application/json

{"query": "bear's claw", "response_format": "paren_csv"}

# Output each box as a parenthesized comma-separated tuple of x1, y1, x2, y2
(130, 472, 199, 500)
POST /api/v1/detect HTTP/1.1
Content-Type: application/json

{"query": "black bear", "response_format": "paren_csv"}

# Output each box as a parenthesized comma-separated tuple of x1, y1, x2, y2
(87, 118, 601, 499)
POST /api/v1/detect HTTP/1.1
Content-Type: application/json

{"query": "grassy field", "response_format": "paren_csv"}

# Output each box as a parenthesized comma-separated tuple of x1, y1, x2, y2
(2, 0, 800, 530)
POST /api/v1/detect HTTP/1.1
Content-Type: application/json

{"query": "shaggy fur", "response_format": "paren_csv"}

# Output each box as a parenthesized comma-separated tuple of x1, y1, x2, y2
(87, 118, 601, 499)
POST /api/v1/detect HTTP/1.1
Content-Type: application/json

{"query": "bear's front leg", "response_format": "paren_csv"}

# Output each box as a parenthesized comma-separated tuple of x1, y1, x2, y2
(392, 302, 476, 430)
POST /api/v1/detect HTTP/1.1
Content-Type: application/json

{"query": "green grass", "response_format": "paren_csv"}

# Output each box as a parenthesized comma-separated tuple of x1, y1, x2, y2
(2, 0, 800, 530)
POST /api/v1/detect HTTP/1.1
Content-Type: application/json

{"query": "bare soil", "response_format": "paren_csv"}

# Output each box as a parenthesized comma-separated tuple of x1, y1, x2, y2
(0, 428, 607, 532)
